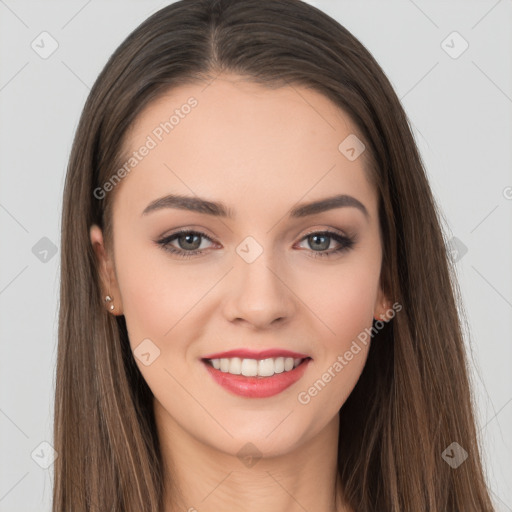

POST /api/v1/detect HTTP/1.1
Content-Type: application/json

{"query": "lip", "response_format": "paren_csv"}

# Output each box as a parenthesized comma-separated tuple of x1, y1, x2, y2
(201, 349, 310, 360)
(202, 357, 312, 398)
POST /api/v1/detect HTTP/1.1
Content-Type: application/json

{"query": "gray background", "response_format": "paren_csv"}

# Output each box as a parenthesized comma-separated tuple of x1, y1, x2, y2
(0, 0, 511, 510)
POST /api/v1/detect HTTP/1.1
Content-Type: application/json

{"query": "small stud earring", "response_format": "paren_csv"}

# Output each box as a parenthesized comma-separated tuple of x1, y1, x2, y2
(105, 295, 115, 311)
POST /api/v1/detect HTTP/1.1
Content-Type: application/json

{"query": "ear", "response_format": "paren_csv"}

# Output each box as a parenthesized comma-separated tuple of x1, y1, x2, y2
(373, 286, 391, 322)
(89, 224, 124, 316)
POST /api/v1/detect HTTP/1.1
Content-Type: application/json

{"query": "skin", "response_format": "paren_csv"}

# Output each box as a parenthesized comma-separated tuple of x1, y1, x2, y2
(90, 73, 390, 512)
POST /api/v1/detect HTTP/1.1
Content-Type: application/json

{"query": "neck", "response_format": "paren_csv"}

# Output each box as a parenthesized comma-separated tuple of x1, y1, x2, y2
(154, 399, 352, 512)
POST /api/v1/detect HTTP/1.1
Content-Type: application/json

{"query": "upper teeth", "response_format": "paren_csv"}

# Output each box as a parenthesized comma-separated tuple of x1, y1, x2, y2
(209, 357, 303, 377)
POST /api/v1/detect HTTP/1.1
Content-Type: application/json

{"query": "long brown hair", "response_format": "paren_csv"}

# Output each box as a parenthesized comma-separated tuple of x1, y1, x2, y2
(54, 0, 495, 510)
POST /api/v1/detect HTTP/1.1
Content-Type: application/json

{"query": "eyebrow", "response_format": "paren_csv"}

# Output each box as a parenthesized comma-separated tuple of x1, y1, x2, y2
(141, 193, 369, 220)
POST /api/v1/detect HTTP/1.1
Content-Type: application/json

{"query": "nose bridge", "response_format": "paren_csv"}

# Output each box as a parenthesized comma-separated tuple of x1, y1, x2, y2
(224, 237, 295, 328)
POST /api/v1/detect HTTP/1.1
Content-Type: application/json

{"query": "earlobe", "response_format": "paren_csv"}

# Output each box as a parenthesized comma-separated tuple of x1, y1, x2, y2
(89, 224, 124, 315)
(373, 288, 391, 322)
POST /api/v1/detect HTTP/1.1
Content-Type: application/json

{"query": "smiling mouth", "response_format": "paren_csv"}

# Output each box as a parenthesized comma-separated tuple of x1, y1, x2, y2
(202, 356, 311, 377)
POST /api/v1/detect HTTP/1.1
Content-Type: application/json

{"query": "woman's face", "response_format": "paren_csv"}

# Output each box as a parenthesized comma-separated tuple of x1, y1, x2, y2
(91, 73, 388, 458)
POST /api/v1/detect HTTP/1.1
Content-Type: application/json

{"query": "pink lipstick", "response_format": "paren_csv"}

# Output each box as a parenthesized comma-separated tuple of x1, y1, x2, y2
(201, 349, 312, 398)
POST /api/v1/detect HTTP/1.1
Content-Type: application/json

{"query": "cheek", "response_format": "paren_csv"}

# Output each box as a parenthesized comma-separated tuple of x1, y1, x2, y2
(292, 258, 378, 413)
(113, 246, 187, 350)
(297, 342, 369, 432)
(296, 259, 379, 346)
(330, 277, 376, 345)
(296, 280, 375, 424)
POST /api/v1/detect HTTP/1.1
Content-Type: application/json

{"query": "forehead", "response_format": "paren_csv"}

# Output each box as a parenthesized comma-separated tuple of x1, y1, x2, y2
(115, 74, 377, 221)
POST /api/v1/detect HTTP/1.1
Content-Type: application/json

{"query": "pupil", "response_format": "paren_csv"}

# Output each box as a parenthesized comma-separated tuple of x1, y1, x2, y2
(181, 234, 200, 250)
(311, 234, 329, 251)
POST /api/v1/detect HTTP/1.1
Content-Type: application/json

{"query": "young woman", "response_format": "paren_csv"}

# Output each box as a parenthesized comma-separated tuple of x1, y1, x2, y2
(53, 0, 495, 510)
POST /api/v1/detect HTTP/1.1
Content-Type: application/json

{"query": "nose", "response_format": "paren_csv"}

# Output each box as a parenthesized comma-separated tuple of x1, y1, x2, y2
(223, 253, 296, 330)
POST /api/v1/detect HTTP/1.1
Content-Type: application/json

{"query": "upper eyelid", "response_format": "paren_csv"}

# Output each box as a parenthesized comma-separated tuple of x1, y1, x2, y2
(161, 229, 217, 243)
(159, 227, 349, 246)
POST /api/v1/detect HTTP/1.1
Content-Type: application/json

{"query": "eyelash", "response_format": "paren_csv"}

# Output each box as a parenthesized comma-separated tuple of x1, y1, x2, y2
(156, 228, 356, 260)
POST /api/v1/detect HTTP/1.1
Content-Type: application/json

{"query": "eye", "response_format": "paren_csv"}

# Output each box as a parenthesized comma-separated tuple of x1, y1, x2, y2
(156, 229, 356, 259)
(156, 229, 216, 259)
(296, 230, 355, 258)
